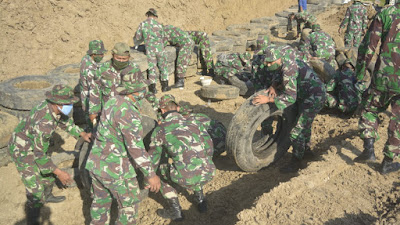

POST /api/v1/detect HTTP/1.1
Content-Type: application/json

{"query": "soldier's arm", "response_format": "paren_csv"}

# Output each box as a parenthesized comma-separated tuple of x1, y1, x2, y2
(58, 116, 84, 139)
(355, 14, 383, 83)
(274, 56, 298, 110)
(362, 7, 368, 32)
(88, 69, 102, 116)
(120, 110, 155, 178)
(31, 124, 57, 175)
(339, 8, 350, 30)
(133, 23, 144, 46)
(148, 126, 163, 169)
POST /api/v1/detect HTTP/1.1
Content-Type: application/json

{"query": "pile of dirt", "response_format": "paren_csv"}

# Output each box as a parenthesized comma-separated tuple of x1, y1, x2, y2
(0, 0, 296, 82)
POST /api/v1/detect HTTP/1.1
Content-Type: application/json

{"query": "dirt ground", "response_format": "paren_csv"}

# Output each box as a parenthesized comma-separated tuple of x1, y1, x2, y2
(1, 1, 400, 225)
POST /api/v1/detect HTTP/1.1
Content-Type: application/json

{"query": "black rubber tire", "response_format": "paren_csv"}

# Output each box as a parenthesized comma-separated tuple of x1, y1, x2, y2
(200, 85, 240, 100)
(0, 75, 66, 111)
(209, 36, 234, 52)
(47, 63, 80, 93)
(0, 111, 19, 149)
(226, 93, 298, 172)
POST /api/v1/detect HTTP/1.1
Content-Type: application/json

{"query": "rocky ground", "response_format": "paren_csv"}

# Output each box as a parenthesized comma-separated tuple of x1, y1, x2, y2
(1, 0, 400, 225)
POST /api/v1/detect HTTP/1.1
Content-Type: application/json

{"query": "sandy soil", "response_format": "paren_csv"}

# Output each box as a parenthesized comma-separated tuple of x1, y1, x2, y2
(1, 1, 400, 225)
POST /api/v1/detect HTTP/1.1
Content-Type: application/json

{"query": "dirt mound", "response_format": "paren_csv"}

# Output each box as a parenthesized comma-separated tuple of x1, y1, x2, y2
(0, 0, 296, 82)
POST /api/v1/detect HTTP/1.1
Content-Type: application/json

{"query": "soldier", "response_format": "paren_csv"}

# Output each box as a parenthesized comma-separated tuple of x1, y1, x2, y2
(187, 31, 214, 76)
(353, 1, 400, 174)
(8, 85, 91, 224)
(299, 24, 336, 68)
(157, 94, 227, 157)
(88, 42, 145, 122)
(214, 52, 253, 95)
(289, 10, 317, 38)
(149, 95, 216, 221)
(252, 45, 326, 173)
(79, 40, 107, 130)
(338, 0, 368, 48)
(85, 74, 161, 225)
(134, 8, 170, 93)
(163, 24, 195, 88)
(325, 58, 359, 113)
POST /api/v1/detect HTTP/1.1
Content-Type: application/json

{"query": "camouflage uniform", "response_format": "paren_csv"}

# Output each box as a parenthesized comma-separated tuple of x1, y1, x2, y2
(134, 17, 169, 84)
(339, 1, 368, 48)
(188, 31, 213, 71)
(325, 64, 358, 113)
(293, 11, 317, 36)
(85, 77, 155, 225)
(263, 46, 326, 159)
(8, 85, 82, 208)
(163, 25, 194, 78)
(79, 40, 107, 128)
(356, 3, 400, 158)
(149, 109, 215, 200)
(89, 60, 143, 116)
(299, 24, 336, 68)
(214, 52, 252, 86)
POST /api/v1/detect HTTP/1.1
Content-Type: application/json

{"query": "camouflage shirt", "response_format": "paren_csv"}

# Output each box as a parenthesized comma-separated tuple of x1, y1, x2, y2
(356, 3, 400, 94)
(294, 11, 317, 26)
(273, 46, 325, 110)
(163, 25, 193, 47)
(133, 17, 165, 48)
(85, 95, 155, 180)
(9, 100, 83, 174)
(149, 112, 215, 186)
(89, 60, 143, 115)
(79, 55, 99, 111)
(339, 2, 368, 33)
(215, 53, 252, 79)
(300, 29, 336, 61)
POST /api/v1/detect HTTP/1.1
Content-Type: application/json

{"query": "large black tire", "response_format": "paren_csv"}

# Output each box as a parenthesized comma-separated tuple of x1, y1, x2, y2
(0, 111, 19, 149)
(200, 85, 240, 100)
(226, 93, 298, 172)
(0, 75, 66, 111)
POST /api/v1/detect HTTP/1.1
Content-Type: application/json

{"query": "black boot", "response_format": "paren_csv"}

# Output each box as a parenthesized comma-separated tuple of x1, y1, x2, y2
(44, 184, 66, 203)
(161, 80, 171, 92)
(148, 83, 157, 94)
(207, 68, 215, 77)
(381, 155, 400, 174)
(171, 78, 184, 89)
(157, 198, 184, 221)
(194, 190, 207, 213)
(303, 145, 315, 159)
(26, 205, 41, 225)
(354, 138, 376, 163)
(279, 155, 302, 173)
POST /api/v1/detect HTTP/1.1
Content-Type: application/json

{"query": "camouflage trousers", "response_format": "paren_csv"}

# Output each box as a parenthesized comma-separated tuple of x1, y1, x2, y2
(209, 120, 227, 156)
(9, 141, 55, 208)
(344, 30, 363, 48)
(89, 173, 140, 225)
(146, 49, 169, 84)
(158, 163, 208, 200)
(214, 64, 240, 80)
(290, 87, 326, 159)
(189, 31, 213, 71)
(359, 87, 400, 158)
(325, 72, 358, 113)
(176, 40, 195, 78)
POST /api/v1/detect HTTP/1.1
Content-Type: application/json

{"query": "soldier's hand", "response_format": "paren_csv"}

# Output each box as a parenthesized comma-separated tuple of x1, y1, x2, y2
(80, 132, 92, 143)
(89, 114, 98, 123)
(146, 175, 161, 193)
(54, 168, 73, 187)
(252, 95, 274, 105)
(264, 86, 277, 98)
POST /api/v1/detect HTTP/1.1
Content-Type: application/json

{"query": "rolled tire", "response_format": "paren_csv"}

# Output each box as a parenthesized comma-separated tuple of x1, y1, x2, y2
(0, 75, 67, 112)
(200, 85, 240, 100)
(226, 93, 298, 172)
(0, 111, 19, 149)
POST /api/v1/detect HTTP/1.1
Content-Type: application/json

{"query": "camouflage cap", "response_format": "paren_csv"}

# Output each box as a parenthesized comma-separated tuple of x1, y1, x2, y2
(116, 73, 148, 95)
(263, 46, 282, 62)
(146, 8, 158, 17)
(255, 35, 270, 54)
(46, 84, 79, 105)
(111, 42, 130, 56)
(87, 40, 107, 55)
(311, 24, 321, 32)
(159, 94, 178, 109)
(239, 52, 251, 62)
